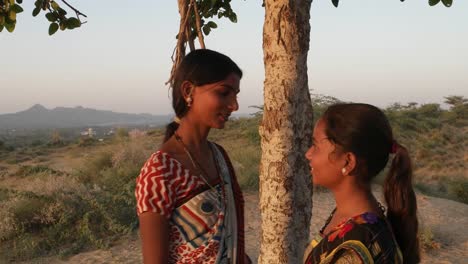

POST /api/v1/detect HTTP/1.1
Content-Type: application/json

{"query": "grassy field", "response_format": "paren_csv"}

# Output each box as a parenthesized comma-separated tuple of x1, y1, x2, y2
(0, 97, 466, 261)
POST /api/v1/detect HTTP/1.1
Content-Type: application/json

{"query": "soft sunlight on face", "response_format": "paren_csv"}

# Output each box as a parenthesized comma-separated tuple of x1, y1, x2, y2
(189, 73, 240, 129)
(305, 119, 344, 189)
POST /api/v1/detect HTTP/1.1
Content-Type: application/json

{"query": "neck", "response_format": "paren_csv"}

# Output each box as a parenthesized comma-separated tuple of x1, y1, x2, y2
(175, 115, 211, 153)
(331, 182, 376, 218)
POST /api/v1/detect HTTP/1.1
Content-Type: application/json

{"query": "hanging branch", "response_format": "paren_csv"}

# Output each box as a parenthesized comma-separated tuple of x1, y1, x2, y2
(166, 0, 240, 87)
(186, 24, 195, 51)
(191, 0, 206, 49)
(167, 0, 193, 86)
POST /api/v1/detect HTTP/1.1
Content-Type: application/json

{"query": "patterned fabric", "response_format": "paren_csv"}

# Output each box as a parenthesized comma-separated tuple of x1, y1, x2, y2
(135, 143, 245, 264)
(304, 212, 403, 264)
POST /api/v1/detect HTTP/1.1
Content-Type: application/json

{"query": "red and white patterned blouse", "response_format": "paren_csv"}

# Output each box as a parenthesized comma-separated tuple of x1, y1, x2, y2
(135, 149, 228, 264)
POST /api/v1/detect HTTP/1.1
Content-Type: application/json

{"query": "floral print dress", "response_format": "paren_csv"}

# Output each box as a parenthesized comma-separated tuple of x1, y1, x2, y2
(304, 211, 403, 264)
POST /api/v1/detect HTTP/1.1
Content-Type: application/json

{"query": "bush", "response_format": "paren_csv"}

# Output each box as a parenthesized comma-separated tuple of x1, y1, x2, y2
(77, 137, 97, 147)
(419, 226, 441, 251)
(14, 165, 60, 177)
(74, 152, 113, 184)
(447, 178, 468, 204)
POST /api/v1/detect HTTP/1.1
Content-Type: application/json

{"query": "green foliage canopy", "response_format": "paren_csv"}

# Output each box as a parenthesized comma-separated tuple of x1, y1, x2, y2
(0, 0, 86, 35)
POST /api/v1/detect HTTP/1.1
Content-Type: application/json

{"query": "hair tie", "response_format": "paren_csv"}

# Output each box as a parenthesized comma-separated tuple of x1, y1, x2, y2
(390, 140, 398, 154)
(173, 116, 181, 124)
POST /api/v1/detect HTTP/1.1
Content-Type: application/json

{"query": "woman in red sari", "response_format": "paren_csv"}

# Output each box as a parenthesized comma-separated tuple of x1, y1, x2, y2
(135, 49, 250, 264)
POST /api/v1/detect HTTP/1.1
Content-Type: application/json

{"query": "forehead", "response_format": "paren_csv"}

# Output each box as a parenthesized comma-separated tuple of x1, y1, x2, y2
(202, 72, 240, 92)
(313, 119, 326, 139)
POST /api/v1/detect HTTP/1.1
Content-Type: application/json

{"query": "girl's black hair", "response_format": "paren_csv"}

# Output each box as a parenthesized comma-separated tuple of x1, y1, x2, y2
(322, 103, 420, 263)
(163, 49, 242, 142)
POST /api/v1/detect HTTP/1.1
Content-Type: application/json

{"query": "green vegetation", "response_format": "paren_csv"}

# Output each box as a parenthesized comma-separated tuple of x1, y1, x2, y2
(0, 95, 466, 261)
(0, 140, 152, 261)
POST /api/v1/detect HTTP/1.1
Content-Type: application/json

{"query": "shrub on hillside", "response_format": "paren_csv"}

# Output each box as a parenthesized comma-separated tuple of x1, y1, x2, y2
(14, 165, 60, 177)
(77, 137, 98, 147)
(447, 178, 468, 204)
(0, 142, 149, 261)
(419, 226, 441, 251)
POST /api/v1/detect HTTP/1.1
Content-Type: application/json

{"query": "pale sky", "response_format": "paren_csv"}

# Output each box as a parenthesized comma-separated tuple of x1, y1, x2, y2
(1, 0, 467, 115)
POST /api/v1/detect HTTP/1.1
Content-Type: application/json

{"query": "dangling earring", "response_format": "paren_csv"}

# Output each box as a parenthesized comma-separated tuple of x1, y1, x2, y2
(186, 97, 192, 107)
(341, 168, 346, 175)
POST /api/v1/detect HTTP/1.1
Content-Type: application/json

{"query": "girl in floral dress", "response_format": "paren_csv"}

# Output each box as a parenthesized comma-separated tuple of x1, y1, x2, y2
(304, 103, 420, 264)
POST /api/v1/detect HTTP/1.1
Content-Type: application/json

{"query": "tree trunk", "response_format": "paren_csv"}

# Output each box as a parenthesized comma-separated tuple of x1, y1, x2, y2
(259, 0, 313, 263)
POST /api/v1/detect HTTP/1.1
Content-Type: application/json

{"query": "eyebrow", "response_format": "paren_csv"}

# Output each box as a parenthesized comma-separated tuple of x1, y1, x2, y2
(220, 84, 240, 94)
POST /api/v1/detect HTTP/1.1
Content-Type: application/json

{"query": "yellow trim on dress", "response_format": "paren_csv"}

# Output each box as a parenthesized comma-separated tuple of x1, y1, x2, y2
(304, 239, 375, 264)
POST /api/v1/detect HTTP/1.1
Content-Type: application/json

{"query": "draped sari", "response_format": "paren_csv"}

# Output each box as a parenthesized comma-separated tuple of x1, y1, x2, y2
(135, 143, 246, 264)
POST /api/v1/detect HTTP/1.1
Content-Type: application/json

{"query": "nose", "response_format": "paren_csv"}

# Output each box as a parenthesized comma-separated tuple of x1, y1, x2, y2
(229, 96, 239, 112)
(305, 147, 313, 160)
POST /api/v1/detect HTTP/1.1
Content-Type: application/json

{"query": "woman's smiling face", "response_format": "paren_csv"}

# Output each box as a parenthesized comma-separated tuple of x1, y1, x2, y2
(305, 118, 345, 189)
(189, 72, 240, 129)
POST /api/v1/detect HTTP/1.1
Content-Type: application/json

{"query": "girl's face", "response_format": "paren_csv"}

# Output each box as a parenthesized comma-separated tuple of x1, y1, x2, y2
(189, 73, 240, 129)
(305, 119, 345, 189)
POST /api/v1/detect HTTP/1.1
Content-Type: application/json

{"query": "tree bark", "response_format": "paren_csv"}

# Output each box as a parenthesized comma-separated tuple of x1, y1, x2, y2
(259, 0, 313, 263)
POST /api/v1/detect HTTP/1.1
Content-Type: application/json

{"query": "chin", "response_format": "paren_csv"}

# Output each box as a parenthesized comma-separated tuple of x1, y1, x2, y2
(212, 120, 226, 129)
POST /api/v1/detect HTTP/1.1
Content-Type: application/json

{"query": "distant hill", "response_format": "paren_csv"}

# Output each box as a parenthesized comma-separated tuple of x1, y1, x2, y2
(0, 104, 171, 129)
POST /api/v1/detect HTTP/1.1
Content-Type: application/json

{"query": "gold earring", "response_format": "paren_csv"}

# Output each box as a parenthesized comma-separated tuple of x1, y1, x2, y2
(186, 97, 192, 107)
(341, 168, 346, 175)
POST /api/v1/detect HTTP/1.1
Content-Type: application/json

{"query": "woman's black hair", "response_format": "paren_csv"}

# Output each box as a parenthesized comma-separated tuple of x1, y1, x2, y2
(321, 103, 420, 263)
(163, 49, 242, 142)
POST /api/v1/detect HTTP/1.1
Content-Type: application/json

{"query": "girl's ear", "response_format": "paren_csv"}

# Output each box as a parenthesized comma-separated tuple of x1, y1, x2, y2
(342, 152, 357, 176)
(180, 81, 194, 100)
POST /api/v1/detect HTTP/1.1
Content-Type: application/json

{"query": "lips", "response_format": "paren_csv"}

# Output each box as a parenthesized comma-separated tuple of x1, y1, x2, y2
(219, 113, 231, 122)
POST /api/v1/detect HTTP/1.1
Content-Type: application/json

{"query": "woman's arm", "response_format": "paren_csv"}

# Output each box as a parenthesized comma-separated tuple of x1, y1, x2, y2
(139, 212, 170, 264)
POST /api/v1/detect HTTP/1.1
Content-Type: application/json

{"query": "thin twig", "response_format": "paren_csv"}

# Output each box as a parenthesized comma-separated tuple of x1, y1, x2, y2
(60, 0, 87, 17)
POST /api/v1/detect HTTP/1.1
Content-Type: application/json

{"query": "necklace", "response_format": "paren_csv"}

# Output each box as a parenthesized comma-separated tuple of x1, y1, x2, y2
(173, 131, 221, 192)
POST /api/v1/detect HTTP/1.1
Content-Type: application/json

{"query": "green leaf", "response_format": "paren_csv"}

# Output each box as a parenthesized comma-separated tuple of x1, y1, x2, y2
(9, 0, 15, 5)
(441, 0, 452, 7)
(5, 22, 15, 32)
(51, 1, 59, 10)
(45, 12, 57, 22)
(8, 10, 16, 21)
(228, 13, 237, 23)
(207, 21, 217, 28)
(0, 25, 4, 32)
(211, 0, 217, 7)
(16, 0, 23, 4)
(0, 15, 5, 26)
(429, 0, 441, 6)
(57, 8, 67, 16)
(49, 22, 58, 35)
(11, 4, 23, 13)
(66, 17, 81, 29)
(202, 25, 211, 35)
(34, 1, 41, 8)
(32, 7, 41, 17)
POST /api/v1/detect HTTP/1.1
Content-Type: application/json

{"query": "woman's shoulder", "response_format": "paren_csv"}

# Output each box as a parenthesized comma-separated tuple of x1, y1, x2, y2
(327, 212, 389, 243)
(137, 150, 183, 179)
(325, 212, 400, 263)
